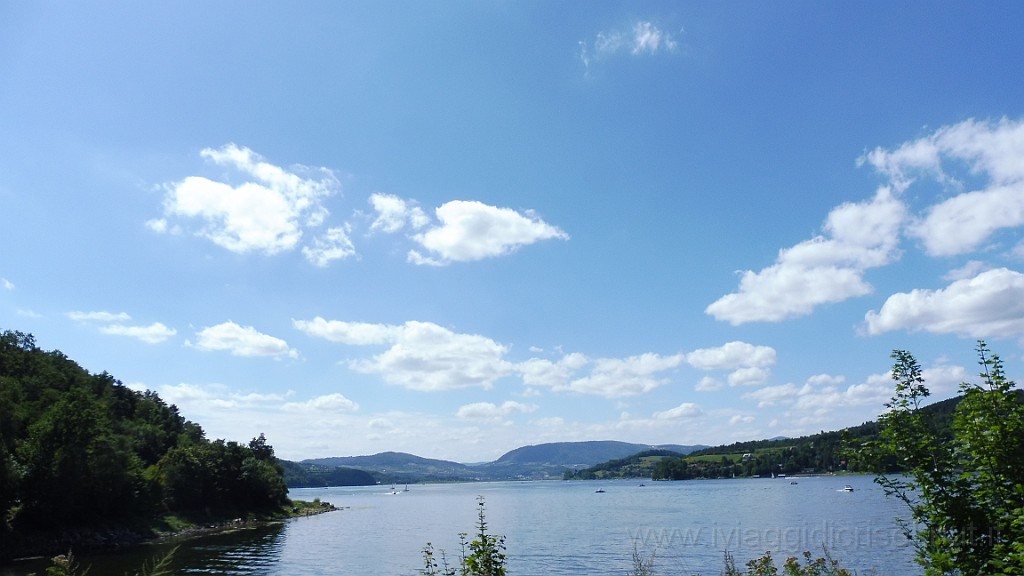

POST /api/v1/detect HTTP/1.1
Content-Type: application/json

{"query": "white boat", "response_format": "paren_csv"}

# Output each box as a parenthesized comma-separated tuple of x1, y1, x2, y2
(840, 485, 854, 492)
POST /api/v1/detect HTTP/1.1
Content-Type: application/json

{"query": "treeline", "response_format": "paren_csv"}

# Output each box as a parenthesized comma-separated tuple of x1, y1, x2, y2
(0, 330, 290, 559)
(281, 460, 376, 488)
(563, 449, 684, 480)
(566, 395, 965, 482)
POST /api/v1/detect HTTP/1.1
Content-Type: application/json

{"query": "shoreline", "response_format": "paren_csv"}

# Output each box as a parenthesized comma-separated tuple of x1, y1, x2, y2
(1, 499, 338, 565)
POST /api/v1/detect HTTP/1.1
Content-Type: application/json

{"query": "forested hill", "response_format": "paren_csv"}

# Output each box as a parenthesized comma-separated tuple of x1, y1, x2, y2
(567, 394, 965, 481)
(0, 330, 291, 560)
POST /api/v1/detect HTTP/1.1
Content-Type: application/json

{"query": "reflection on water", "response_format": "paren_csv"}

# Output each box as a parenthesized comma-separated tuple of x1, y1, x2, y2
(1, 524, 285, 576)
(1, 476, 917, 576)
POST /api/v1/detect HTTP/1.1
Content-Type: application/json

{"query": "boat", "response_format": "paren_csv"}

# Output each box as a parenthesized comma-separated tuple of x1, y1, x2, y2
(840, 485, 854, 492)
(595, 488, 606, 493)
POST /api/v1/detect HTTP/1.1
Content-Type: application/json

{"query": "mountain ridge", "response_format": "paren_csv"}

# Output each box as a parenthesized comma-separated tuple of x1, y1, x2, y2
(292, 440, 707, 483)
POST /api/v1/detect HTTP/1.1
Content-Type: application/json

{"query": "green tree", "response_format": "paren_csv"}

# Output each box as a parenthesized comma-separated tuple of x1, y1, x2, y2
(868, 342, 1024, 574)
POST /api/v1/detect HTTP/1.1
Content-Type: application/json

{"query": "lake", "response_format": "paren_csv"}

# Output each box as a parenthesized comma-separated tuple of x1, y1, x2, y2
(2, 475, 918, 575)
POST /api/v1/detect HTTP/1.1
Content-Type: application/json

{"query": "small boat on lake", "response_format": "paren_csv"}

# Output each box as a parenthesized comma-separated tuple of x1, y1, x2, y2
(840, 485, 854, 492)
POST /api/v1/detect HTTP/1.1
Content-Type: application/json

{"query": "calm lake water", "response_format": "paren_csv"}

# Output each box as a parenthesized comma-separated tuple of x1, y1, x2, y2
(3, 475, 918, 575)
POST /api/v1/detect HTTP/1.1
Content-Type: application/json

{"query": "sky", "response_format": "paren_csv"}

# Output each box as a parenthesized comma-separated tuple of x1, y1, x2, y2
(2, 2, 1024, 463)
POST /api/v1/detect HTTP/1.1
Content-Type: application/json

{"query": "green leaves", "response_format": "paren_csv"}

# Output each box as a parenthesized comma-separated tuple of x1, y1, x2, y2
(421, 497, 506, 576)
(869, 342, 1024, 575)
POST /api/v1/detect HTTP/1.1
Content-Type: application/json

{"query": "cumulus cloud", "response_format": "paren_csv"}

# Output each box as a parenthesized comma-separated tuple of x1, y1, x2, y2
(707, 117, 1024, 329)
(369, 193, 430, 233)
(67, 310, 132, 322)
(743, 372, 889, 427)
(564, 353, 686, 398)
(686, 341, 776, 370)
(695, 376, 723, 392)
(456, 401, 537, 421)
(99, 322, 177, 344)
(864, 267, 1024, 338)
(861, 118, 1024, 256)
(298, 316, 686, 398)
(707, 188, 905, 324)
(2, 278, 13, 291)
(743, 382, 806, 408)
(518, 353, 589, 390)
(282, 393, 359, 413)
(686, 341, 776, 386)
(191, 321, 298, 358)
(159, 382, 292, 411)
(294, 317, 400, 345)
(729, 414, 756, 426)
(302, 225, 356, 267)
(68, 311, 175, 344)
(653, 402, 703, 420)
(408, 200, 568, 265)
(297, 317, 514, 391)
(154, 144, 341, 258)
(520, 351, 685, 398)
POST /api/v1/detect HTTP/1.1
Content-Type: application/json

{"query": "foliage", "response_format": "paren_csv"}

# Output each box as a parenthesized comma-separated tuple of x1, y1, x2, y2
(0, 329, 291, 559)
(563, 449, 684, 480)
(864, 342, 1024, 574)
(279, 459, 377, 488)
(720, 550, 853, 576)
(421, 497, 506, 576)
(564, 394, 962, 482)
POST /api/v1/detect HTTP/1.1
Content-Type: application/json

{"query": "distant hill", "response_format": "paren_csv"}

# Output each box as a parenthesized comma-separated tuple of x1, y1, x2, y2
(570, 394, 969, 481)
(476, 441, 705, 479)
(302, 451, 479, 483)
(280, 460, 376, 488)
(292, 441, 708, 485)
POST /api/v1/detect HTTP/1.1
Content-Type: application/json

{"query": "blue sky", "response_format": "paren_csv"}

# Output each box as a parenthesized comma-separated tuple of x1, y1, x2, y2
(2, 2, 1024, 462)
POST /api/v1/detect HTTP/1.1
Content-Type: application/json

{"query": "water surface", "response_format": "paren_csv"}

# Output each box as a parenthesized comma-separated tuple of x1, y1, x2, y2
(2, 475, 917, 575)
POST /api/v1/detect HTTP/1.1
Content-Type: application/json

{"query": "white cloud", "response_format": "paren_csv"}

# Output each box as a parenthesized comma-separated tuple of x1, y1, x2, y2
(294, 317, 400, 345)
(586, 21, 678, 60)
(864, 267, 1024, 338)
(302, 225, 356, 267)
(862, 118, 1024, 256)
(743, 383, 805, 408)
(518, 353, 589, 390)
(911, 185, 1024, 256)
(299, 318, 514, 391)
(727, 366, 770, 387)
(369, 193, 429, 233)
(729, 414, 756, 426)
(155, 144, 340, 257)
(707, 188, 905, 324)
(408, 200, 568, 265)
(298, 316, 690, 398)
(456, 401, 537, 421)
(653, 402, 703, 420)
(282, 393, 359, 413)
(695, 376, 723, 392)
(99, 322, 177, 344)
(67, 310, 132, 322)
(191, 321, 298, 358)
(686, 341, 777, 370)
(922, 364, 968, 399)
(629, 21, 679, 55)
(565, 353, 685, 398)
(2, 278, 13, 291)
(945, 260, 989, 281)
